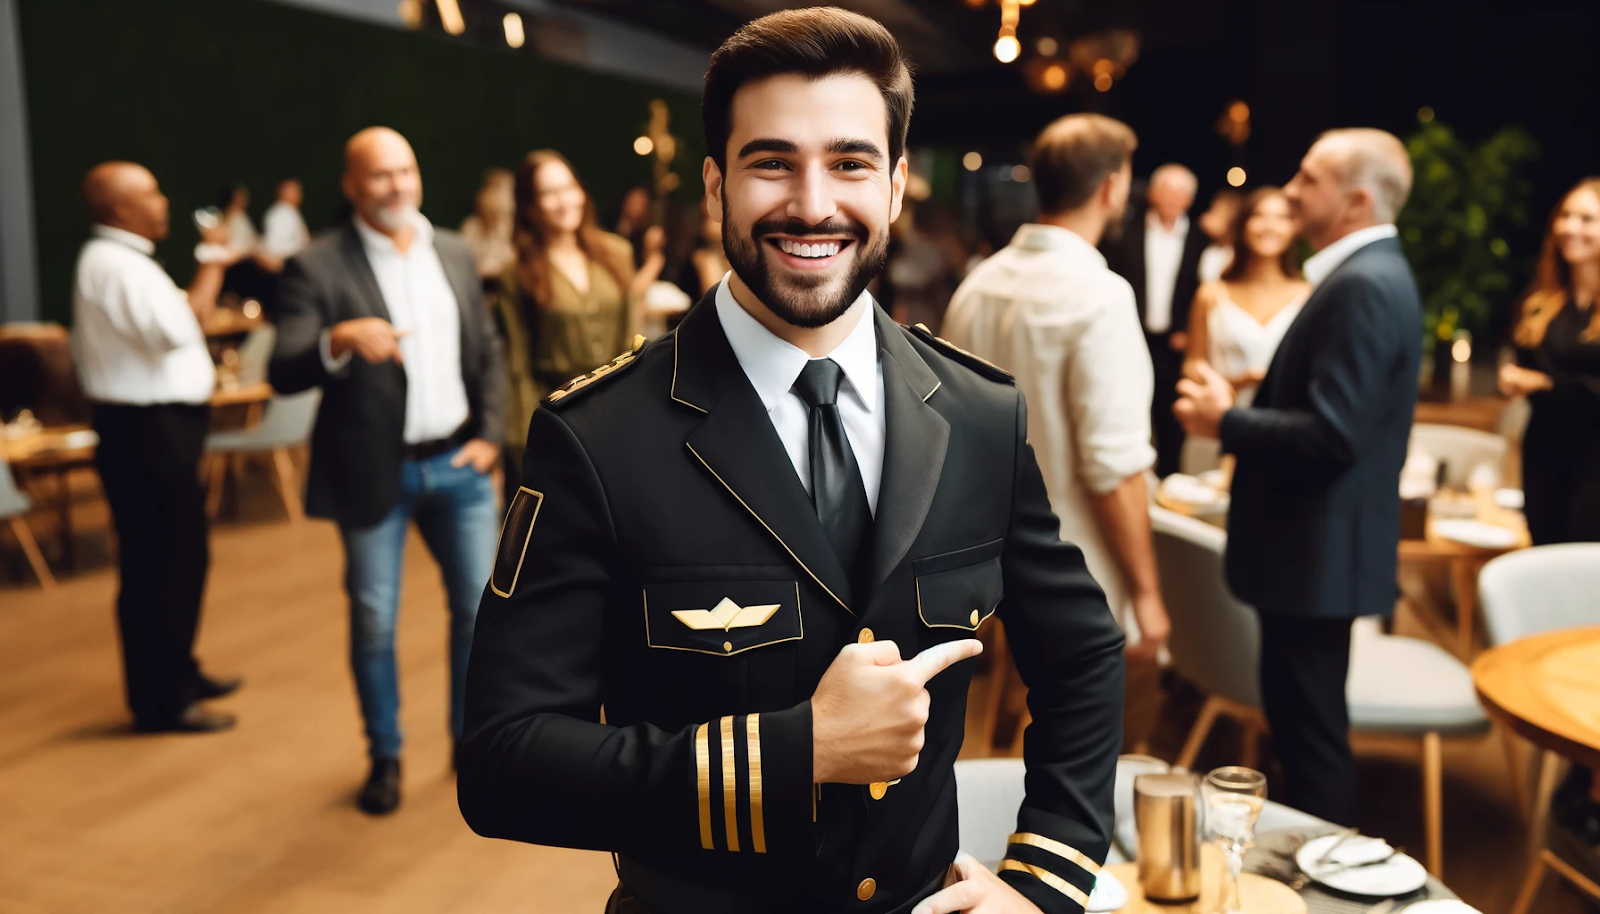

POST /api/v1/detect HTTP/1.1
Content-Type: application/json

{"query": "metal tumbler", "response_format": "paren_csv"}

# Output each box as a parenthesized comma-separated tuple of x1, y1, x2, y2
(1134, 772, 1202, 902)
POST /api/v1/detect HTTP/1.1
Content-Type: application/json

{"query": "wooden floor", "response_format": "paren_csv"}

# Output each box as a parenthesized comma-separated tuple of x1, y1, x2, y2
(0, 466, 1594, 912)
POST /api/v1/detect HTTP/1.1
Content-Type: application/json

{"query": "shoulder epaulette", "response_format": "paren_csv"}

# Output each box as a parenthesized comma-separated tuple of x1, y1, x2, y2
(907, 323, 1014, 384)
(543, 334, 647, 409)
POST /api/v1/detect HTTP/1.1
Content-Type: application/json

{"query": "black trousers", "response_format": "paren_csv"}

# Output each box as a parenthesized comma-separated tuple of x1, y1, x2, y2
(92, 402, 212, 725)
(1146, 331, 1185, 478)
(1256, 611, 1356, 826)
(1522, 407, 1600, 546)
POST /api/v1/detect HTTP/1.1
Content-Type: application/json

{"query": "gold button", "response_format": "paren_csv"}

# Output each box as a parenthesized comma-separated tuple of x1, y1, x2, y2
(723, 641, 733, 653)
(857, 628, 874, 644)
(970, 609, 981, 626)
(869, 781, 888, 800)
(856, 878, 876, 901)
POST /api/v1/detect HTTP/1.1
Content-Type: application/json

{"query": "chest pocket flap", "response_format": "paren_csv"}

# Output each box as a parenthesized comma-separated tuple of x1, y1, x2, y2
(914, 538, 1004, 631)
(644, 580, 802, 657)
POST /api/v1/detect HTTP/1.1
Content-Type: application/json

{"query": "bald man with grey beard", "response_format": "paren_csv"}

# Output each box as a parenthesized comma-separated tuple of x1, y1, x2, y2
(72, 161, 242, 734)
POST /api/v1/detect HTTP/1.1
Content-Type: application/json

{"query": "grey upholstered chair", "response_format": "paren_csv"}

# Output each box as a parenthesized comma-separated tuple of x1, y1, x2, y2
(1150, 506, 1489, 875)
(1408, 423, 1508, 488)
(231, 325, 277, 387)
(203, 389, 320, 522)
(1478, 544, 1600, 914)
(0, 459, 53, 588)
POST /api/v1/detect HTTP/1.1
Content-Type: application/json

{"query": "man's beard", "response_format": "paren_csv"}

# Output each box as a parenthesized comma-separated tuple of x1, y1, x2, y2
(371, 200, 419, 233)
(723, 205, 887, 329)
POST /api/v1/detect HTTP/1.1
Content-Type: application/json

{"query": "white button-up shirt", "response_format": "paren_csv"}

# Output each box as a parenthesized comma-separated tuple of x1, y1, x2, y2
(71, 225, 216, 405)
(944, 223, 1156, 634)
(260, 201, 310, 259)
(1142, 212, 1189, 333)
(1303, 223, 1398, 287)
(324, 213, 470, 444)
(714, 276, 886, 514)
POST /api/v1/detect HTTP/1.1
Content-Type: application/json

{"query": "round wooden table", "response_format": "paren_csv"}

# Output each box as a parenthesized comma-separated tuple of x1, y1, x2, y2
(1473, 626, 1600, 914)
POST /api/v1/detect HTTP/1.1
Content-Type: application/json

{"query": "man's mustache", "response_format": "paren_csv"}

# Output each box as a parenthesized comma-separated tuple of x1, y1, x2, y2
(751, 217, 868, 242)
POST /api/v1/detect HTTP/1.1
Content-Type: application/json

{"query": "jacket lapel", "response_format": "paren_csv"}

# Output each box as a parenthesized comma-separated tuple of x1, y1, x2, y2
(434, 232, 480, 365)
(868, 309, 949, 590)
(674, 291, 858, 615)
(339, 224, 392, 322)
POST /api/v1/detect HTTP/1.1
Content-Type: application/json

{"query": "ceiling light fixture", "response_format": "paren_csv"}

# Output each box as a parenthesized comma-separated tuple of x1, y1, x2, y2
(963, 151, 983, 172)
(435, 0, 465, 36)
(503, 12, 525, 48)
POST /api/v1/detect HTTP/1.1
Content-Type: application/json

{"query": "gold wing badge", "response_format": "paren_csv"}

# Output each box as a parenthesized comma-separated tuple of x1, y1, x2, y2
(673, 598, 782, 632)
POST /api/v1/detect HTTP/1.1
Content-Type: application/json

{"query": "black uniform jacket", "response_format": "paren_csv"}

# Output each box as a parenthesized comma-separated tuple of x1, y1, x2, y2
(458, 290, 1125, 914)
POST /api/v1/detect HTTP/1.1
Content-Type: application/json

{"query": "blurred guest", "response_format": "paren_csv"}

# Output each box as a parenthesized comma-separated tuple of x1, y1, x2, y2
(1180, 187, 1310, 473)
(218, 185, 259, 261)
(492, 150, 660, 496)
(945, 114, 1168, 658)
(1197, 188, 1242, 283)
(1175, 129, 1420, 824)
(688, 206, 730, 295)
(259, 177, 310, 271)
(1501, 177, 1600, 545)
(270, 127, 504, 815)
(72, 161, 241, 734)
(613, 185, 652, 265)
(1104, 163, 1207, 477)
(459, 168, 516, 281)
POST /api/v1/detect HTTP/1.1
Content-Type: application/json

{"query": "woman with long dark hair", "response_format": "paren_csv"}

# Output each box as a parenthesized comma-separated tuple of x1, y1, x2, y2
(1179, 186, 1310, 473)
(491, 150, 664, 492)
(1500, 177, 1600, 544)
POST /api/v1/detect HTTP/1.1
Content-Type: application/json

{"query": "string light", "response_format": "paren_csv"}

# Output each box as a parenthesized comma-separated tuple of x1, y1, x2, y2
(1011, 165, 1031, 182)
(1418, 106, 1435, 123)
(503, 12, 525, 48)
(963, 152, 983, 172)
(1226, 167, 1247, 187)
(634, 136, 654, 156)
(1041, 63, 1067, 90)
(994, 34, 1020, 63)
(435, 0, 465, 35)
(1036, 36, 1058, 56)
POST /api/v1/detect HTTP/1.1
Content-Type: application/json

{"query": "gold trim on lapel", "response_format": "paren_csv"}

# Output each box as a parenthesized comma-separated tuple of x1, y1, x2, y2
(671, 330, 710, 413)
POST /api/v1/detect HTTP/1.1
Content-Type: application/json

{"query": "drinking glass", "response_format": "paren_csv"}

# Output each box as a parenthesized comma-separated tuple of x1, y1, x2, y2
(1204, 766, 1267, 914)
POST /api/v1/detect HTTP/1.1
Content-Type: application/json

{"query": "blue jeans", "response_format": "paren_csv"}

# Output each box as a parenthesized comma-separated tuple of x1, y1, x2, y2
(339, 448, 499, 760)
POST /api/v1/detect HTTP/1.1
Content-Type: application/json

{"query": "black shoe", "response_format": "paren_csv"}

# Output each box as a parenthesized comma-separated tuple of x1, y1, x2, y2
(358, 757, 402, 815)
(194, 674, 244, 701)
(133, 705, 238, 734)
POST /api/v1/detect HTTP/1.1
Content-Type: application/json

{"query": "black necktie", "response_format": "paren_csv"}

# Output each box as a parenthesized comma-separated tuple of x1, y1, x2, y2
(791, 359, 873, 593)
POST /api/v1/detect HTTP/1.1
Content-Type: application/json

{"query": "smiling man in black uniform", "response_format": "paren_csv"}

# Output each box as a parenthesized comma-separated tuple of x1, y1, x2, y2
(457, 9, 1124, 914)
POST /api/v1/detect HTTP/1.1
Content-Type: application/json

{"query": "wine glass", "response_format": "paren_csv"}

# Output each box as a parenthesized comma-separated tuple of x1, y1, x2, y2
(1204, 766, 1267, 914)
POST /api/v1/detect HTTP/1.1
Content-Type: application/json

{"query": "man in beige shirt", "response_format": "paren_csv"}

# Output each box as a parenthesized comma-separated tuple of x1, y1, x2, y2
(945, 114, 1168, 658)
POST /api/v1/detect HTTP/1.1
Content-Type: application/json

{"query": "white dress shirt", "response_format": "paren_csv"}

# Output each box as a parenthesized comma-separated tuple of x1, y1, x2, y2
(260, 201, 310, 259)
(944, 224, 1156, 638)
(1303, 223, 1399, 287)
(714, 276, 885, 515)
(71, 225, 216, 405)
(1142, 212, 1189, 333)
(224, 212, 259, 258)
(1197, 243, 1233, 284)
(324, 214, 471, 445)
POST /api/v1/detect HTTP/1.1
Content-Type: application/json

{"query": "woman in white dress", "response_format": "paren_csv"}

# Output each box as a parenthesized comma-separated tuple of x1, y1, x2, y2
(1180, 187, 1311, 474)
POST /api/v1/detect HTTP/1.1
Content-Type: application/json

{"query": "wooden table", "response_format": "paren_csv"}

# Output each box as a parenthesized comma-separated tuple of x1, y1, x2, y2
(1105, 846, 1305, 913)
(1473, 627, 1600, 913)
(202, 307, 264, 338)
(2, 425, 98, 574)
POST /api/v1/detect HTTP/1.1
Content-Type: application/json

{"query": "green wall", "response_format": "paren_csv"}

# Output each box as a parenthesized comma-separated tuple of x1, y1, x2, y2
(19, 0, 707, 323)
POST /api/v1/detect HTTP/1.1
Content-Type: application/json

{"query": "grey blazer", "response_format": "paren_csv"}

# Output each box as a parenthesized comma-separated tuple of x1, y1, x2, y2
(269, 222, 506, 528)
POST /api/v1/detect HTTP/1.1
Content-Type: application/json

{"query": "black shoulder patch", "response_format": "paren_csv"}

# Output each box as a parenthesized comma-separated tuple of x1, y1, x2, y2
(907, 323, 1014, 384)
(542, 335, 647, 409)
(490, 486, 543, 598)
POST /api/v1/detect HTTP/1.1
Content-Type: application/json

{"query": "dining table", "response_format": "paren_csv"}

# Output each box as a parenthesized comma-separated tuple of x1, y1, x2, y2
(1472, 626, 1600, 914)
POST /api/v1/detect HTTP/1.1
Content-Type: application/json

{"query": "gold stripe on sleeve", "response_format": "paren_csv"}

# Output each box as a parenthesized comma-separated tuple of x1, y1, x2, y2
(1006, 832, 1102, 876)
(720, 715, 740, 852)
(747, 714, 765, 853)
(997, 860, 1089, 907)
(696, 723, 712, 850)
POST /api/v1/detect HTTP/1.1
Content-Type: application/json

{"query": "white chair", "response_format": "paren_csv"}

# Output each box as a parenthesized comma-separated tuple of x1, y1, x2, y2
(204, 389, 320, 522)
(0, 459, 53, 588)
(1151, 506, 1490, 875)
(1408, 423, 1508, 488)
(1478, 544, 1600, 914)
(231, 325, 276, 387)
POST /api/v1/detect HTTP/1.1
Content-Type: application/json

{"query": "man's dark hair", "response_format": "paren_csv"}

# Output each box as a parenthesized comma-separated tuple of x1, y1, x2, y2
(1029, 114, 1138, 215)
(703, 8, 914, 171)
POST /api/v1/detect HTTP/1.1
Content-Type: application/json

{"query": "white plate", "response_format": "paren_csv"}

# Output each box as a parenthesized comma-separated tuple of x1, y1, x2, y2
(1433, 519, 1519, 549)
(1295, 835, 1429, 897)
(1402, 901, 1481, 914)
(1494, 488, 1525, 510)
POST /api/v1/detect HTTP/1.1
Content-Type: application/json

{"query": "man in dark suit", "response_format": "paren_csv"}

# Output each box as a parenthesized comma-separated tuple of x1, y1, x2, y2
(270, 127, 505, 816)
(1102, 164, 1207, 477)
(458, 10, 1124, 914)
(1174, 128, 1420, 825)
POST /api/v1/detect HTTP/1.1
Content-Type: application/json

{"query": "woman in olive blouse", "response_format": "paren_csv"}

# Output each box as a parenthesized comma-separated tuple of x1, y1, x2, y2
(494, 150, 664, 494)
(1500, 177, 1600, 544)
